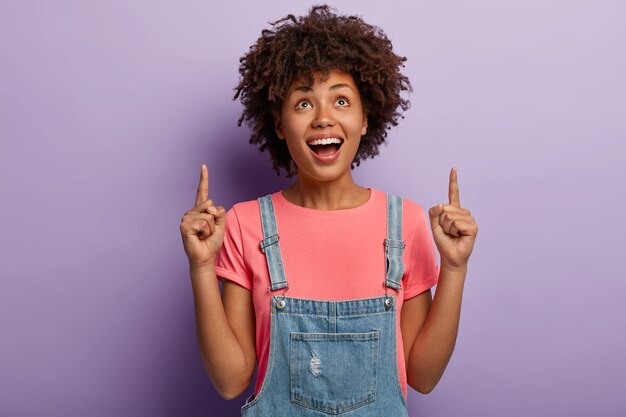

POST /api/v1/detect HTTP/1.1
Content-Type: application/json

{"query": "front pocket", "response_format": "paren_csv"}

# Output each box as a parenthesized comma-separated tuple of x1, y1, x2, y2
(289, 331, 379, 415)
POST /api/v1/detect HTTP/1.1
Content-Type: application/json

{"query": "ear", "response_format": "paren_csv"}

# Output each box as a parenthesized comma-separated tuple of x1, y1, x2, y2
(361, 113, 368, 136)
(274, 114, 285, 140)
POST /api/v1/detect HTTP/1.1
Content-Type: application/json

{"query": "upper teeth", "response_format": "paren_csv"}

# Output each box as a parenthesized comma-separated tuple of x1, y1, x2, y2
(308, 137, 342, 146)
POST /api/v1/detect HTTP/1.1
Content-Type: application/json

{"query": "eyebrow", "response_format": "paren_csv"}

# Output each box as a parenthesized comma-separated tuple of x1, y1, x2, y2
(289, 83, 354, 96)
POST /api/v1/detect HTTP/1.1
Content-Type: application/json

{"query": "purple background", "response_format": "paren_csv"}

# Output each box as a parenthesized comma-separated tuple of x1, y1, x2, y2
(1, 1, 625, 416)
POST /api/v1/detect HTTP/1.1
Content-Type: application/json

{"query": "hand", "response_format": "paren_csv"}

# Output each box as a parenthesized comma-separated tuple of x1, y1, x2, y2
(179, 164, 227, 269)
(428, 167, 478, 270)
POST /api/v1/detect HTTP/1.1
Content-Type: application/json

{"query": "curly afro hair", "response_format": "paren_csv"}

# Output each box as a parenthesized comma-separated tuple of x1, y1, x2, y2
(234, 4, 412, 176)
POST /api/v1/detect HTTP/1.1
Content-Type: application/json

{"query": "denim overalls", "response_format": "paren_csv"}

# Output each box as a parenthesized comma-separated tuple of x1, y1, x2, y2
(242, 193, 408, 416)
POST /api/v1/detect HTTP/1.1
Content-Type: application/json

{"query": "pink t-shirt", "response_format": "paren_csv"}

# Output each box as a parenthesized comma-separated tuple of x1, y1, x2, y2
(215, 188, 440, 398)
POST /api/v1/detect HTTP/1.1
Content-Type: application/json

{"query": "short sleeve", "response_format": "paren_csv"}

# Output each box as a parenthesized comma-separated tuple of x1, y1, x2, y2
(215, 207, 253, 291)
(402, 205, 440, 300)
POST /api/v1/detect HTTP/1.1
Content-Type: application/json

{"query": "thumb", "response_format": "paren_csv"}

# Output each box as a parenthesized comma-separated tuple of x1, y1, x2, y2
(428, 204, 444, 230)
(214, 206, 227, 228)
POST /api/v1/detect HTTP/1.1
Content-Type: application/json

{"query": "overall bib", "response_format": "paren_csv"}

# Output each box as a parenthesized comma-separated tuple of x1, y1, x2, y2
(242, 193, 408, 416)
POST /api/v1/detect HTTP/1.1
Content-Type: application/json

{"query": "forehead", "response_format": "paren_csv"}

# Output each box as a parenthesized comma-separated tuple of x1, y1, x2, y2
(286, 69, 357, 93)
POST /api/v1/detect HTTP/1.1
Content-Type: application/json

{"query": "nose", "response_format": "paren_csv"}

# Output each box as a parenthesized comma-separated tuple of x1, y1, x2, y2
(311, 105, 336, 128)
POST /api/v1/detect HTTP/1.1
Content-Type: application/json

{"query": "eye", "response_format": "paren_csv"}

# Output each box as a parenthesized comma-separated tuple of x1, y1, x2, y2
(335, 98, 349, 107)
(295, 100, 311, 110)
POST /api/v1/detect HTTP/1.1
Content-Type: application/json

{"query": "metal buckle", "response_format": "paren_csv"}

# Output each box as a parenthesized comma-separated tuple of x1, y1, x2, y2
(259, 234, 280, 253)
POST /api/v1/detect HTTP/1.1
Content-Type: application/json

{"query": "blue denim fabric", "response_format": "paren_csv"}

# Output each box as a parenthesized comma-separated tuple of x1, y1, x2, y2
(384, 195, 406, 291)
(243, 193, 407, 416)
(258, 195, 288, 291)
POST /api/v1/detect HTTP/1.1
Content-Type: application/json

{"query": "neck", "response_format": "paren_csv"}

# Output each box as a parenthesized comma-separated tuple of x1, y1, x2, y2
(282, 173, 370, 210)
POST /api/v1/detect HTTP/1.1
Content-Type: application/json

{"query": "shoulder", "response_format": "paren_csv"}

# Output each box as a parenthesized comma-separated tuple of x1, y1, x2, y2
(369, 189, 430, 245)
(228, 197, 260, 217)
(371, 188, 428, 223)
(226, 191, 281, 216)
(404, 199, 429, 231)
(223, 193, 273, 237)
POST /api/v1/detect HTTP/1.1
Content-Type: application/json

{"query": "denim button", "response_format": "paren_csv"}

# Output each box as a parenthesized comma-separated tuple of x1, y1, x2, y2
(276, 299, 286, 310)
(384, 298, 392, 310)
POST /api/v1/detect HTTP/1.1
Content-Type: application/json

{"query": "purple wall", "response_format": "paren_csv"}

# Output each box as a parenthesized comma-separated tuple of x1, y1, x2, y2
(1, 1, 625, 416)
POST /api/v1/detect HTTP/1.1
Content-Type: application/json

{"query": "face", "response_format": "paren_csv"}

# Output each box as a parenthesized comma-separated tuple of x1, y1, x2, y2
(275, 69, 368, 184)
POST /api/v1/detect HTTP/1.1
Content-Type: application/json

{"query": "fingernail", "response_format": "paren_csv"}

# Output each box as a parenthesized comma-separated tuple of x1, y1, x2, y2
(208, 206, 217, 214)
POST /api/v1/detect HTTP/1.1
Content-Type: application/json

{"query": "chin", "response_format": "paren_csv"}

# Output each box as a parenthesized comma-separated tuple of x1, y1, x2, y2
(300, 166, 354, 183)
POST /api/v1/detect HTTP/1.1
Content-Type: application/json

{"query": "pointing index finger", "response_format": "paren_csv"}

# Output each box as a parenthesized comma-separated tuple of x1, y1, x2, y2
(195, 164, 208, 207)
(448, 167, 460, 207)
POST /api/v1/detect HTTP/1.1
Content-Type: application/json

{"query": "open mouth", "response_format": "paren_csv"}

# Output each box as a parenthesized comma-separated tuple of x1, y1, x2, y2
(306, 137, 344, 157)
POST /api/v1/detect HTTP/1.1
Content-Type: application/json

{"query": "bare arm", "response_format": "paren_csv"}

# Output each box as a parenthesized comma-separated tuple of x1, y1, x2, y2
(189, 265, 256, 399)
(180, 164, 256, 399)
(401, 264, 466, 393)
(402, 167, 477, 393)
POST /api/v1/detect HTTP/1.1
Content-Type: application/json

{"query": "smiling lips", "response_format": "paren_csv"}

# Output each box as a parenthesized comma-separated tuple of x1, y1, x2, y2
(306, 135, 344, 162)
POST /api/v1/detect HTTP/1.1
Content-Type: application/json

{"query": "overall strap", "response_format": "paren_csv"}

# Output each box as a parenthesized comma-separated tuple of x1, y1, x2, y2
(384, 194, 406, 290)
(257, 194, 288, 291)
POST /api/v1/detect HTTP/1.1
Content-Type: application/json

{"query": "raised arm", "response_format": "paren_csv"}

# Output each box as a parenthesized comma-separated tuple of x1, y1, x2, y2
(402, 167, 478, 394)
(180, 164, 256, 399)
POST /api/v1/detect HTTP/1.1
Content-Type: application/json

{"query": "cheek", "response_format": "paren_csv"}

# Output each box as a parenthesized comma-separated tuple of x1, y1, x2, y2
(281, 114, 307, 135)
(344, 115, 366, 137)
